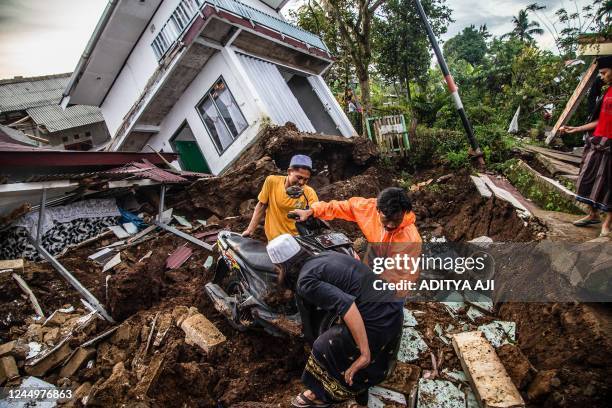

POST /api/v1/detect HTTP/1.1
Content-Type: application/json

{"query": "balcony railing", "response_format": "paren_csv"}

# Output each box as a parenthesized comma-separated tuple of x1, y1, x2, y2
(151, 0, 328, 61)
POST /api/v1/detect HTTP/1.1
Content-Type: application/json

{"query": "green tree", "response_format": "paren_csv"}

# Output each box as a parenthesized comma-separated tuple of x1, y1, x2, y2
(375, 0, 452, 103)
(320, 0, 387, 130)
(288, 1, 352, 93)
(527, 1, 611, 56)
(443, 24, 489, 66)
(507, 9, 544, 42)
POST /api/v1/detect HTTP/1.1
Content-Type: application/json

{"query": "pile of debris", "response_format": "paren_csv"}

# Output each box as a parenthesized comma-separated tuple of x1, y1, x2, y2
(1, 125, 610, 407)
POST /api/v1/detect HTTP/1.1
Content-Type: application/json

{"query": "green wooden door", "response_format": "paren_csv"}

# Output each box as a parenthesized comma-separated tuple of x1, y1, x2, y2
(174, 141, 211, 173)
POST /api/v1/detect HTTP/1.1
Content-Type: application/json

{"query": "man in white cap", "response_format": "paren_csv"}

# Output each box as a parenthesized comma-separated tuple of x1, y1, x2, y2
(243, 154, 318, 241)
(266, 234, 403, 408)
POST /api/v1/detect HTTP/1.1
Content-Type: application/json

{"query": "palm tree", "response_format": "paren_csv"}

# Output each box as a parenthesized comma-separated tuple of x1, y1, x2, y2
(508, 9, 544, 42)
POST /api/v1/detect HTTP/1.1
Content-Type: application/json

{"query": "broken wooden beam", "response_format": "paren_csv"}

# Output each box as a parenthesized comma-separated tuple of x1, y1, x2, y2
(547, 61, 598, 144)
(520, 145, 582, 165)
(452, 331, 525, 408)
(25, 338, 72, 377)
(59, 347, 96, 378)
(0, 356, 19, 384)
(12, 273, 45, 319)
(535, 153, 580, 176)
(0, 259, 24, 273)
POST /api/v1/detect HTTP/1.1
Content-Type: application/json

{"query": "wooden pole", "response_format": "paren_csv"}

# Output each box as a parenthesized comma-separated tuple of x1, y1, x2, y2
(546, 61, 598, 145)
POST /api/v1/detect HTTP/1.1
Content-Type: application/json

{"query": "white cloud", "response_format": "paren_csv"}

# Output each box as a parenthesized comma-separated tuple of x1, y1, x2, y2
(442, 0, 593, 52)
(0, 0, 107, 78)
(0, 0, 596, 78)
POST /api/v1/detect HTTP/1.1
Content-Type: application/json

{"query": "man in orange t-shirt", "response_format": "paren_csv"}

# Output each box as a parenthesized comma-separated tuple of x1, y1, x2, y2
(290, 187, 422, 290)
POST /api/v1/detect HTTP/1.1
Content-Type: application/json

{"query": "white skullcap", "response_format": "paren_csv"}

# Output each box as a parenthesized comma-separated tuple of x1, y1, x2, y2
(266, 234, 301, 264)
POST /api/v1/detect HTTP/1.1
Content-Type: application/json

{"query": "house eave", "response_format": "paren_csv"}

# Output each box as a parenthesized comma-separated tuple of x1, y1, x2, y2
(62, 0, 163, 107)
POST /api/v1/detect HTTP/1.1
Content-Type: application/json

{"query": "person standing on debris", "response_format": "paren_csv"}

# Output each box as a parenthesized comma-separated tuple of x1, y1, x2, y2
(289, 187, 422, 286)
(560, 56, 612, 237)
(242, 154, 318, 240)
(266, 234, 403, 408)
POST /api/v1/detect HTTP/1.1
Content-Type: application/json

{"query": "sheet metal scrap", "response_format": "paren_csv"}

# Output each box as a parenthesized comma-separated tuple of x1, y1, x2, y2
(166, 246, 193, 270)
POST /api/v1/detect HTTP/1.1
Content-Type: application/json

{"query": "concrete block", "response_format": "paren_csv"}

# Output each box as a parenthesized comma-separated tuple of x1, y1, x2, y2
(59, 347, 96, 378)
(452, 331, 525, 408)
(0, 356, 19, 384)
(180, 313, 226, 353)
(25, 340, 72, 377)
(0, 341, 17, 358)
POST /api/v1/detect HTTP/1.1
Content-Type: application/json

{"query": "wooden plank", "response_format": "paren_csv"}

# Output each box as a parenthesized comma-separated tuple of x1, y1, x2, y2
(452, 331, 525, 408)
(535, 154, 580, 176)
(546, 61, 598, 145)
(0, 259, 24, 271)
(521, 145, 582, 164)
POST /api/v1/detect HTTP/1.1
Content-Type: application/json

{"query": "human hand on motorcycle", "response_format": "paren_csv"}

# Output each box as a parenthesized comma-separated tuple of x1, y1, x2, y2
(241, 228, 253, 237)
(289, 208, 313, 222)
(343, 350, 371, 386)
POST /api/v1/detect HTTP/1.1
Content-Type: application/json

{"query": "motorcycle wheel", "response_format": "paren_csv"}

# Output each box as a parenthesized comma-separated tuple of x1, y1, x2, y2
(224, 277, 255, 331)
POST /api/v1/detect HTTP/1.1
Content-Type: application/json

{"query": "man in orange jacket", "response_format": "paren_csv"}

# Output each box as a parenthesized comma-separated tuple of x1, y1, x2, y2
(290, 187, 422, 290)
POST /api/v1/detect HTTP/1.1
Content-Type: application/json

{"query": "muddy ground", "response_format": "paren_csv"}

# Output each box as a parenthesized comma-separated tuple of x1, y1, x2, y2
(1, 125, 610, 407)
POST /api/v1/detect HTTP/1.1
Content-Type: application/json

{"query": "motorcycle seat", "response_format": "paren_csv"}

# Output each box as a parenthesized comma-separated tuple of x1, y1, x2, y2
(225, 234, 276, 273)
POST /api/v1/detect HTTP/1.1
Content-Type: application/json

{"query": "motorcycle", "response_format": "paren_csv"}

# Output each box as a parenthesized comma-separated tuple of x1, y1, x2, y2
(205, 189, 357, 342)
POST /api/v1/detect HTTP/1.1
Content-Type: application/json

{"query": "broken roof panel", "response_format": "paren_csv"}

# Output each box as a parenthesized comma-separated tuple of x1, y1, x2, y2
(108, 161, 188, 183)
(0, 73, 70, 113)
(0, 125, 38, 146)
(26, 104, 104, 132)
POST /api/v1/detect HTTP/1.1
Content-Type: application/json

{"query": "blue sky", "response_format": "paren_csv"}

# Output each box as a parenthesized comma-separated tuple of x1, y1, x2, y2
(0, 0, 594, 79)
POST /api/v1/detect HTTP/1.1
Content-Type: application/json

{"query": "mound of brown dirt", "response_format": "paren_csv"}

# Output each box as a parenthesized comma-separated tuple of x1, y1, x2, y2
(106, 256, 164, 321)
(499, 303, 612, 407)
(317, 166, 385, 202)
(189, 156, 281, 219)
(411, 171, 541, 241)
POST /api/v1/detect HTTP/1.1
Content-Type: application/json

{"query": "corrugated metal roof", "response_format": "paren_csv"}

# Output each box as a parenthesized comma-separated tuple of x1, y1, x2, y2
(166, 245, 193, 269)
(107, 160, 188, 183)
(26, 104, 104, 132)
(0, 74, 70, 113)
(238, 54, 315, 133)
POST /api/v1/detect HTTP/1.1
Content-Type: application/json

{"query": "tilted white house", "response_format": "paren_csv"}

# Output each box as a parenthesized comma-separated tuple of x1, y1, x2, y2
(61, 0, 355, 174)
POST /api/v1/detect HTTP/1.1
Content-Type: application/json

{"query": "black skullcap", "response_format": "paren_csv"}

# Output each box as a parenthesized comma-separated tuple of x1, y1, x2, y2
(597, 56, 612, 69)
